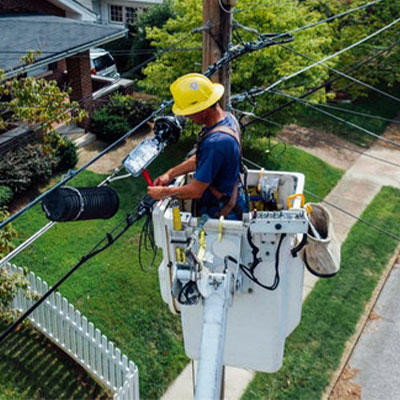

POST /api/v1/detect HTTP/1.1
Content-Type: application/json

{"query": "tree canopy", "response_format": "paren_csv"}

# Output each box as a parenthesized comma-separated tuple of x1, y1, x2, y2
(139, 0, 400, 118)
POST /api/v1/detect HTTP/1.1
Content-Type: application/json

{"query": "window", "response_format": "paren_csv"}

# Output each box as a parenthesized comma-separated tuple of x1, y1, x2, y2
(110, 5, 123, 23)
(125, 7, 136, 24)
(92, 54, 115, 72)
(109, 4, 140, 24)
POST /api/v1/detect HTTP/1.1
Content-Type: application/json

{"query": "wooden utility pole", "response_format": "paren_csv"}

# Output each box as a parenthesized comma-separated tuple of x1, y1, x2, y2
(202, 0, 236, 110)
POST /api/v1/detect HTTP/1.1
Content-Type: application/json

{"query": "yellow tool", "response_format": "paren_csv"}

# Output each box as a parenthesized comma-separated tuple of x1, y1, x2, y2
(172, 198, 182, 231)
(287, 193, 305, 209)
(197, 230, 206, 262)
(257, 168, 265, 192)
(175, 247, 186, 263)
(218, 216, 224, 242)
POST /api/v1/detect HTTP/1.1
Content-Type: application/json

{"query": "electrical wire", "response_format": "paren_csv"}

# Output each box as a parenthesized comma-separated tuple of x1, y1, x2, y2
(286, 0, 383, 37)
(257, 16, 400, 96)
(0, 25, 297, 230)
(271, 89, 400, 148)
(218, 0, 235, 14)
(239, 230, 286, 291)
(240, 37, 400, 130)
(242, 156, 400, 242)
(138, 214, 158, 272)
(0, 207, 145, 346)
(279, 42, 400, 105)
(306, 102, 400, 126)
(0, 105, 166, 230)
(232, 107, 400, 168)
(235, 0, 381, 21)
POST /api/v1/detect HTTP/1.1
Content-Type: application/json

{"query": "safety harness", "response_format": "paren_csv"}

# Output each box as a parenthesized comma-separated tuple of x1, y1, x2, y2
(196, 113, 245, 219)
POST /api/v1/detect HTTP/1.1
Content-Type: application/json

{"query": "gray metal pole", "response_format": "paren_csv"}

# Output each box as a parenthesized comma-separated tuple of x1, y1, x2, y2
(195, 276, 230, 399)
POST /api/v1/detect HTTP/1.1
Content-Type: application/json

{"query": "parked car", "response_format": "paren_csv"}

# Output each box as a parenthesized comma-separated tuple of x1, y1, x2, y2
(90, 48, 120, 79)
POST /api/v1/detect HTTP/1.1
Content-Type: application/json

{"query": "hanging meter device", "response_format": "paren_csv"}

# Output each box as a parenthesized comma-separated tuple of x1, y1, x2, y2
(152, 169, 314, 399)
(123, 115, 185, 177)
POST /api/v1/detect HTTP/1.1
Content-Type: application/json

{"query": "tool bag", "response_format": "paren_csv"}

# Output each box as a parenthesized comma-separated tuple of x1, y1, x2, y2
(302, 203, 341, 278)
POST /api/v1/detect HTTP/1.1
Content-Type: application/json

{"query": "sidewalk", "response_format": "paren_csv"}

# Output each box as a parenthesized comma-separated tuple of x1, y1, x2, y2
(161, 132, 400, 399)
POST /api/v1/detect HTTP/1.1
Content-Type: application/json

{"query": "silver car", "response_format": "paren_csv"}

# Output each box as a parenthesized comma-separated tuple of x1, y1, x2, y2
(90, 48, 120, 79)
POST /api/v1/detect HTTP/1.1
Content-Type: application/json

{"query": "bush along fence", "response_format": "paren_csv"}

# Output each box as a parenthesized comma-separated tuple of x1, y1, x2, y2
(6, 263, 139, 400)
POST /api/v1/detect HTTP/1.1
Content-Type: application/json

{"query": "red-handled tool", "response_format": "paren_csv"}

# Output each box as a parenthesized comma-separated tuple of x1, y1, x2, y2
(141, 169, 153, 186)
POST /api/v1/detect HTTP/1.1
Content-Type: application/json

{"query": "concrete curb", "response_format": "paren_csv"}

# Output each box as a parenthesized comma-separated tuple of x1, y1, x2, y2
(322, 242, 400, 400)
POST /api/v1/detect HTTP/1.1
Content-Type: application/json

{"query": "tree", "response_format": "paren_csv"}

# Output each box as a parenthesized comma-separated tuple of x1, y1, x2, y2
(0, 207, 38, 323)
(0, 57, 85, 322)
(0, 61, 86, 139)
(139, 0, 400, 122)
(139, 1, 333, 103)
(301, 0, 400, 98)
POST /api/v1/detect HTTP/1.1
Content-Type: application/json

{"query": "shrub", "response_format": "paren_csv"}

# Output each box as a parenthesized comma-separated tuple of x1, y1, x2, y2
(54, 137, 78, 173)
(91, 108, 132, 143)
(0, 144, 56, 193)
(0, 185, 13, 207)
(91, 93, 153, 142)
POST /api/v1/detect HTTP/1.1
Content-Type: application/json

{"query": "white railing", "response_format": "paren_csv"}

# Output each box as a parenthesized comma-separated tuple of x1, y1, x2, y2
(6, 263, 139, 400)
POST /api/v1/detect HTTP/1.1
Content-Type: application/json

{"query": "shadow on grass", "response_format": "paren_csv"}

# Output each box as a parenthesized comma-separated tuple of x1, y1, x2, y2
(0, 321, 109, 399)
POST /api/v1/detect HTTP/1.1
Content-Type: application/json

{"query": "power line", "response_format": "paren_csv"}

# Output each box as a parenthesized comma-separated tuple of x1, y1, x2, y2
(242, 156, 400, 242)
(271, 89, 400, 148)
(239, 38, 400, 130)
(308, 102, 400, 125)
(235, 0, 382, 26)
(0, 26, 288, 229)
(0, 196, 154, 345)
(279, 42, 400, 104)
(259, 16, 400, 95)
(233, 107, 400, 169)
(286, 0, 383, 36)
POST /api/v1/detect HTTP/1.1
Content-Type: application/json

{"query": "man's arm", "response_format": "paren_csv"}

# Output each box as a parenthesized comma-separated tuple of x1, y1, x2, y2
(148, 178, 208, 200)
(153, 155, 196, 186)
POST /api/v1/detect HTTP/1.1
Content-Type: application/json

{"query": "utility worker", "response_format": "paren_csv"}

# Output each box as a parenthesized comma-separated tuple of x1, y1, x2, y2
(148, 73, 247, 220)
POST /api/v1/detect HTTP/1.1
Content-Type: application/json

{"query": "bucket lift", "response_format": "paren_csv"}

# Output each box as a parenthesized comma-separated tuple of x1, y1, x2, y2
(153, 169, 309, 398)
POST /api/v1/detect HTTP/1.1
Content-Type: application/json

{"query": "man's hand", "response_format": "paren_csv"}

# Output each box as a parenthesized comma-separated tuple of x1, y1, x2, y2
(148, 185, 170, 200)
(153, 172, 171, 186)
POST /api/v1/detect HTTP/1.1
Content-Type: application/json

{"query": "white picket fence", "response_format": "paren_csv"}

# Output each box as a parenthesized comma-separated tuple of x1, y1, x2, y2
(6, 263, 140, 400)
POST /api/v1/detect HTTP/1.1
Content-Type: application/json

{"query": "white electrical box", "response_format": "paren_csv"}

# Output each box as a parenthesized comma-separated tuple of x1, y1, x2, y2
(153, 169, 307, 372)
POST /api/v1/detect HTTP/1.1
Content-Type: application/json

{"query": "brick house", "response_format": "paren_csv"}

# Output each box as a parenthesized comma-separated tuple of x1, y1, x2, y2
(0, 0, 127, 118)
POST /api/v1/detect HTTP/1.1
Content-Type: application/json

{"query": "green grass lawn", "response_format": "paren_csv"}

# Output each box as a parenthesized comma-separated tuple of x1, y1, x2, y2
(1, 137, 343, 398)
(243, 186, 400, 399)
(0, 322, 107, 400)
(294, 87, 400, 147)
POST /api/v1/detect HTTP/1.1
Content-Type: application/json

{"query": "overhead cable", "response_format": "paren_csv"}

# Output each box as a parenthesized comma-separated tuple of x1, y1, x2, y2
(232, 107, 400, 169)
(242, 156, 400, 242)
(239, 38, 400, 130)
(0, 26, 292, 230)
(0, 195, 156, 345)
(279, 42, 400, 104)
(0, 106, 166, 230)
(309, 102, 400, 125)
(286, 0, 383, 36)
(259, 17, 400, 95)
(271, 89, 400, 148)
(235, 0, 382, 26)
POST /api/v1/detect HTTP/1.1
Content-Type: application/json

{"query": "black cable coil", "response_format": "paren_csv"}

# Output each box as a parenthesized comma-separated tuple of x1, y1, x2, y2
(42, 186, 119, 222)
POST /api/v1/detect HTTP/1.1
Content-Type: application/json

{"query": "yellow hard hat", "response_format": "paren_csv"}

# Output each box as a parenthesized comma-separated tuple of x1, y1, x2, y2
(170, 73, 225, 116)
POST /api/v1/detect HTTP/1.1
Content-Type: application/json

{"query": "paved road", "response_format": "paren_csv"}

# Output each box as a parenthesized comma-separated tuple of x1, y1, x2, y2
(348, 262, 400, 400)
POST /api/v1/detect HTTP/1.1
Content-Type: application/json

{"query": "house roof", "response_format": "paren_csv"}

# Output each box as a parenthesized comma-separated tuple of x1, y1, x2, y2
(0, 15, 127, 79)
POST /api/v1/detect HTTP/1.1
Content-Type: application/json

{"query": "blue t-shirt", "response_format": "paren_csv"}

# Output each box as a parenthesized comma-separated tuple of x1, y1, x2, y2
(194, 113, 241, 205)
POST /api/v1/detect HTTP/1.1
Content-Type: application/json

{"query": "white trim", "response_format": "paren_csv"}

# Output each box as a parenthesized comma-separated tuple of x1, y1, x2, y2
(47, 0, 98, 21)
